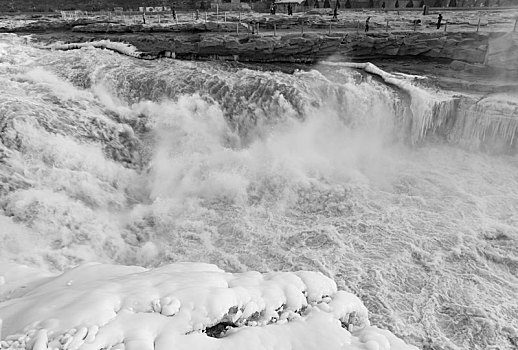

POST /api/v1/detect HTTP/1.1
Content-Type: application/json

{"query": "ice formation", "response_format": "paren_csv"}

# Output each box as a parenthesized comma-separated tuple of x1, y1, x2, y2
(0, 263, 417, 350)
(35, 40, 143, 59)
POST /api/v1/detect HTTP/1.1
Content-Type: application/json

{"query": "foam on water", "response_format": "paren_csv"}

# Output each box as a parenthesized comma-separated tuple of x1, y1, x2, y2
(0, 34, 517, 349)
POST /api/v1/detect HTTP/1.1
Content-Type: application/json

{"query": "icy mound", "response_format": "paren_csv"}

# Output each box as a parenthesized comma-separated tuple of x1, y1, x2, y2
(0, 263, 417, 350)
(34, 40, 144, 59)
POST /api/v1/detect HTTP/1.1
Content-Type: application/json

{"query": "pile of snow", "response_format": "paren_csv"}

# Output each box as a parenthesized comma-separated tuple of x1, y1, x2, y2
(34, 40, 143, 59)
(0, 262, 418, 350)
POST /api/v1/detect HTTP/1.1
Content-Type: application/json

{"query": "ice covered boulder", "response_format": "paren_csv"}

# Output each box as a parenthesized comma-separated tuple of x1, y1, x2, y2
(0, 262, 418, 350)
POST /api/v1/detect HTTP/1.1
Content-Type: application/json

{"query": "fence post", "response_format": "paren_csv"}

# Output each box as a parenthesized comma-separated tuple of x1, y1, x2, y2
(224, 12, 227, 22)
(329, 22, 331, 35)
(257, 22, 260, 34)
(413, 20, 416, 31)
(386, 19, 389, 32)
(274, 23, 277, 36)
(477, 17, 481, 32)
(237, 22, 239, 34)
(158, 14, 161, 24)
(216, 4, 219, 21)
(301, 23, 304, 35)
(514, 19, 517, 32)
(444, 20, 447, 32)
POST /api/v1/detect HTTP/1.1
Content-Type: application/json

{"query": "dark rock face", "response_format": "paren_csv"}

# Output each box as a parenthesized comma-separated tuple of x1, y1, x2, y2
(141, 31, 514, 70)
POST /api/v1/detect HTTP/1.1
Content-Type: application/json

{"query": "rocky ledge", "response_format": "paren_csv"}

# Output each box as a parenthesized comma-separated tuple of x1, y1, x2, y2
(32, 29, 518, 71)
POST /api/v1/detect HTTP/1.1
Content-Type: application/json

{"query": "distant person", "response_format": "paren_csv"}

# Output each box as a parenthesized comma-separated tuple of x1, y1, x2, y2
(172, 7, 177, 21)
(422, 4, 428, 15)
(395, 0, 399, 8)
(437, 13, 443, 29)
(332, 2, 338, 20)
(365, 16, 371, 32)
(288, 3, 293, 15)
(381, 1, 385, 8)
(195, 9, 199, 20)
(270, 2, 276, 14)
(142, 14, 146, 24)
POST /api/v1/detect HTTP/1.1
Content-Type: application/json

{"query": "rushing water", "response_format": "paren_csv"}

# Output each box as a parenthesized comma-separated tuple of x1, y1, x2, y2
(0, 33, 517, 350)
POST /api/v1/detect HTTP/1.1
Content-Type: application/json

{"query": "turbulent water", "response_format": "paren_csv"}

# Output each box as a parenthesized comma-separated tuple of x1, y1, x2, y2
(0, 33, 517, 350)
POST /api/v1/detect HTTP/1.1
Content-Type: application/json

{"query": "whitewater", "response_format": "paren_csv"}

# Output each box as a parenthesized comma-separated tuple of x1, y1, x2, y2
(0, 33, 516, 350)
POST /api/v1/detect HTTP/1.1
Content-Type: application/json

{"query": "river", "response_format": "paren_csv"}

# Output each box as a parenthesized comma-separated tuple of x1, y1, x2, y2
(0, 33, 517, 349)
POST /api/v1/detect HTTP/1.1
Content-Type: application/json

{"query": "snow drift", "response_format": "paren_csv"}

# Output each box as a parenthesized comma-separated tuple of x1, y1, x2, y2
(0, 263, 417, 350)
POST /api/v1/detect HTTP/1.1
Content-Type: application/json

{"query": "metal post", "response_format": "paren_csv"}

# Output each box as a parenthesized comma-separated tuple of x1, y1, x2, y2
(274, 23, 276, 36)
(158, 14, 161, 24)
(444, 20, 447, 32)
(224, 12, 227, 22)
(386, 19, 389, 32)
(237, 22, 239, 34)
(477, 17, 480, 32)
(413, 20, 417, 31)
(257, 22, 259, 34)
(216, 4, 219, 21)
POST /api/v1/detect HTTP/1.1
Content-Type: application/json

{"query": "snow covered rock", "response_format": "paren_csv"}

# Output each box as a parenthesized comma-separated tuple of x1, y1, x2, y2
(0, 262, 418, 350)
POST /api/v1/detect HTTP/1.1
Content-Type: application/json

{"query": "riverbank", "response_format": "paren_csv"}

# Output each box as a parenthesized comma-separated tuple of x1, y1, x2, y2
(3, 9, 518, 92)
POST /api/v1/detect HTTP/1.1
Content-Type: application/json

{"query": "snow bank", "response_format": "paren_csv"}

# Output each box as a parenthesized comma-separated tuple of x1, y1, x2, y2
(34, 40, 143, 59)
(0, 262, 417, 350)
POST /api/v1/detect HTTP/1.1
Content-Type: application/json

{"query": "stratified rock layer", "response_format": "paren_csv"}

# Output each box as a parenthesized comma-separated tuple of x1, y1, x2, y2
(34, 28, 518, 71)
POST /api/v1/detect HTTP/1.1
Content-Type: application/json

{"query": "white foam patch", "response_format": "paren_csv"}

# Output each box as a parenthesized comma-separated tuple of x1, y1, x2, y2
(0, 262, 417, 350)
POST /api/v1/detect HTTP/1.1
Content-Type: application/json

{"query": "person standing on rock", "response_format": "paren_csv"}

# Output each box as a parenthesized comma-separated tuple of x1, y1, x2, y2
(288, 3, 293, 15)
(332, 2, 338, 20)
(437, 13, 443, 29)
(365, 16, 370, 32)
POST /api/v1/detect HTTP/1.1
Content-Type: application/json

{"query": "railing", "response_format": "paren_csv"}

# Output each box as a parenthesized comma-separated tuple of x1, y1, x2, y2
(57, 8, 518, 35)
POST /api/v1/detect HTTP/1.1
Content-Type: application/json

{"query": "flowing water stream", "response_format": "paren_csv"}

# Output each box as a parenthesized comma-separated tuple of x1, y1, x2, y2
(0, 34, 517, 350)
